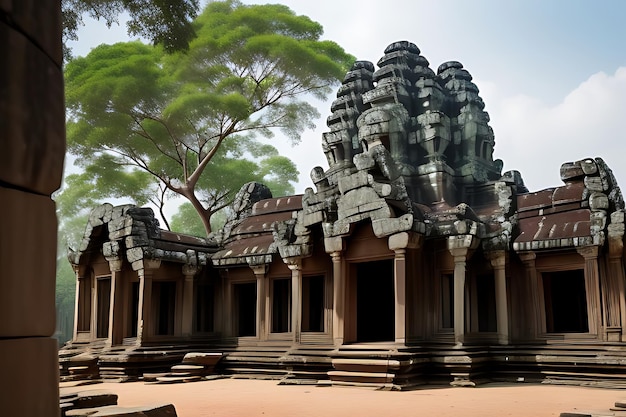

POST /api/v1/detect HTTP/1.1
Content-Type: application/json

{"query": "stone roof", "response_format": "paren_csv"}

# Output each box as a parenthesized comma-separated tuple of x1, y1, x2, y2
(69, 203, 217, 272)
(513, 157, 624, 251)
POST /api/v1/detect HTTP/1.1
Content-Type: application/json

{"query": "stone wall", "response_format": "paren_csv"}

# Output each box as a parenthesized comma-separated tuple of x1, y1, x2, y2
(0, 1, 64, 415)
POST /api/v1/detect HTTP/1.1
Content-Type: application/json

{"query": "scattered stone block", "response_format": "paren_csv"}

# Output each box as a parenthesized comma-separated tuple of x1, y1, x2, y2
(65, 404, 177, 417)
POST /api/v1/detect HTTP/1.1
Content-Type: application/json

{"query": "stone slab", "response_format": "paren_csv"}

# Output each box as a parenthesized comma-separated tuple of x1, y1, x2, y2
(0, 187, 57, 337)
(0, 22, 65, 195)
(66, 403, 177, 417)
(0, 0, 62, 65)
(0, 337, 59, 416)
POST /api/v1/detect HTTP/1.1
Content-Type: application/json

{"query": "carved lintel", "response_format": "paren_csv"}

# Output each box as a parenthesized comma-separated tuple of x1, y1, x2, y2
(517, 251, 536, 265)
(143, 258, 161, 270)
(577, 245, 599, 260)
(486, 250, 507, 270)
(108, 259, 122, 272)
(330, 251, 342, 264)
(324, 236, 345, 254)
(284, 258, 302, 271)
(447, 235, 478, 261)
(388, 231, 423, 251)
(182, 264, 199, 278)
(250, 264, 268, 276)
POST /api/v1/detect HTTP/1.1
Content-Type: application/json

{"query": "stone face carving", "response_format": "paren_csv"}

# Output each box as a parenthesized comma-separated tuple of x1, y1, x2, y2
(302, 40, 512, 242)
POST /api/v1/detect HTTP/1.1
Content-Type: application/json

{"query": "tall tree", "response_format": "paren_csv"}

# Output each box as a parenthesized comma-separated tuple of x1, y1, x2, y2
(65, 0, 353, 236)
(62, 0, 200, 60)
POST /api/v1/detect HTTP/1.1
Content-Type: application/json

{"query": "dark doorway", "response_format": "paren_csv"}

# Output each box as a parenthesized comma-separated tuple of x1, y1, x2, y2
(234, 282, 257, 337)
(440, 274, 454, 330)
(302, 275, 325, 332)
(153, 281, 176, 336)
(272, 278, 291, 333)
(127, 281, 139, 337)
(543, 270, 588, 333)
(77, 276, 92, 332)
(356, 259, 394, 342)
(96, 277, 111, 338)
(195, 281, 214, 333)
(476, 274, 497, 332)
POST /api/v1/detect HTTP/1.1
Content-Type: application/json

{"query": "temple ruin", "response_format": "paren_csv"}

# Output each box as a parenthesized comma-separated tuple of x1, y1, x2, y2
(60, 41, 626, 389)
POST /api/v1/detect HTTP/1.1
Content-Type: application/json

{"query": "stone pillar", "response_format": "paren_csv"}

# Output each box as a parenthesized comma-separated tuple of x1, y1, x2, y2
(287, 260, 303, 343)
(326, 235, 346, 346)
(0, 1, 64, 414)
(389, 232, 422, 345)
(136, 259, 161, 345)
(518, 251, 539, 339)
(577, 246, 602, 337)
(181, 264, 198, 337)
(608, 210, 626, 341)
(330, 252, 345, 345)
(72, 266, 87, 341)
(251, 265, 268, 340)
(107, 259, 124, 346)
(487, 251, 509, 345)
(447, 235, 477, 345)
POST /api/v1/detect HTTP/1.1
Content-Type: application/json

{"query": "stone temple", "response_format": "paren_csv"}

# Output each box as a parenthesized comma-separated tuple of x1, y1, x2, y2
(60, 41, 626, 388)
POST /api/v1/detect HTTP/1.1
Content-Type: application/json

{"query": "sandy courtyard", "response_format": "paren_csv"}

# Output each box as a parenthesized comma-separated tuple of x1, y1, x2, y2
(61, 379, 626, 417)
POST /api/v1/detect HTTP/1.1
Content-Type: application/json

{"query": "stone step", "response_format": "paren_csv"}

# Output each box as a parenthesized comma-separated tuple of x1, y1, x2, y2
(154, 375, 203, 384)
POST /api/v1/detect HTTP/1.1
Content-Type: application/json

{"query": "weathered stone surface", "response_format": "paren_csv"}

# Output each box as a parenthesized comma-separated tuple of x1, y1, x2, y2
(0, 337, 59, 416)
(0, 187, 56, 337)
(0, 23, 65, 195)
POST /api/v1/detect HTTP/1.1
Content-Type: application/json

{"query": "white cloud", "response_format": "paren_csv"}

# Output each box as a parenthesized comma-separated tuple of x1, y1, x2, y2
(487, 67, 626, 192)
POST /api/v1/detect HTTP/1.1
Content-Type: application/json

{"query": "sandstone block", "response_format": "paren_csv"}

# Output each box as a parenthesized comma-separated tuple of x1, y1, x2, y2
(66, 404, 177, 417)
(0, 0, 63, 65)
(0, 24, 65, 195)
(0, 187, 56, 337)
(559, 162, 584, 182)
(338, 171, 369, 194)
(579, 158, 598, 175)
(0, 337, 59, 416)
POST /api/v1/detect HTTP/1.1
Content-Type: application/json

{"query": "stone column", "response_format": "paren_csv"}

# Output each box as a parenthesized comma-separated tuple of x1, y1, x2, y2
(447, 235, 478, 345)
(577, 246, 602, 337)
(0, 1, 65, 414)
(251, 265, 268, 340)
(136, 259, 161, 345)
(608, 210, 626, 341)
(181, 264, 198, 337)
(326, 235, 346, 346)
(518, 251, 539, 339)
(72, 266, 87, 341)
(487, 251, 509, 345)
(107, 259, 124, 346)
(287, 260, 303, 343)
(389, 232, 422, 345)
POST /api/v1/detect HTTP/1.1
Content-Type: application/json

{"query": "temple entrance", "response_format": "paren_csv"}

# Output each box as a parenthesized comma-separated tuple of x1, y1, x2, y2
(233, 282, 257, 337)
(96, 277, 111, 338)
(127, 281, 139, 338)
(271, 278, 291, 333)
(356, 260, 394, 342)
(153, 281, 176, 336)
(302, 275, 325, 332)
(543, 269, 589, 333)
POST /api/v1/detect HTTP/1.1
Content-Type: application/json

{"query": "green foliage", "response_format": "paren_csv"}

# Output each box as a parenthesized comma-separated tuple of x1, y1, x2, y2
(55, 257, 77, 345)
(170, 202, 226, 237)
(64, 1, 354, 235)
(62, 0, 199, 60)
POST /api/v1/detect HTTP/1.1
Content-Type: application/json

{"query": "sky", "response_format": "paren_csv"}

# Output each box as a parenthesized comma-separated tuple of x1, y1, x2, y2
(68, 0, 626, 197)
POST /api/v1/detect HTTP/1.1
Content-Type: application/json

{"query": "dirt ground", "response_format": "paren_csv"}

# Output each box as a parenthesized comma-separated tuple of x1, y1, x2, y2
(60, 378, 626, 417)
